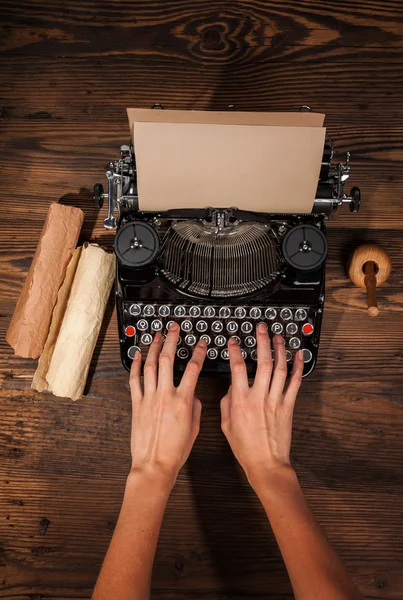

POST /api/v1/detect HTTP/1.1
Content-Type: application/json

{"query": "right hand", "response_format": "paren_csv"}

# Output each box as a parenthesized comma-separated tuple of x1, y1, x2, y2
(220, 324, 304, 485)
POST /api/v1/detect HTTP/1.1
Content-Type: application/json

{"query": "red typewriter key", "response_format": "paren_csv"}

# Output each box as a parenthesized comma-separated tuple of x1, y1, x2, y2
(302, 323, 314, 336)
(125, 325, 136, 337)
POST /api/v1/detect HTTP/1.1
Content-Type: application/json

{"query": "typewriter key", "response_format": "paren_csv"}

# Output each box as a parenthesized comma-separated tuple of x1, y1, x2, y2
(244, 336, 256, 348)
(115, 221, 160, 268)
(181, 320, 193, 332)
(184, 334, 197, 346)
(151, 319, 163, 331)
(200, 334, 211, 345)
(137, 319, 148, 331)
(177, 348, 189, 359)
(196, 320, 208, 333)
(140, 333, 153, 346)
(286, 322, 298, 335)
(280, 308, 293, 321)
(227, 321, 238, 334)
(234, 307, 247, 319)
(271, 322, 283, 335)
(302, 348, 313, 363)
(230, 335, 241, 345)
(221, 349, 230, 360)
(265, 308, 277, 320)
(249, 307, 262, 319)
(127, 346, 141, 359)
(143, 304, 155, 317)
(289, 337, 301, 350)
(129, 304, 142, 317)
(158, 305, 170, 317)
(241, 321, 253, 334)
(282, 224, 328, 271)
(215, 335, 226, 347)
(203, 306, 216, 318)
(207, 348, 218, 360)
(189, 306, 201, 318)
(241, 349, 247, 360)
(174, 305, 186, 317)
(302, 323, 314, 336)
(125, 325, 136, 337)
(250, 349, 258, 361)
(212, 321, 223, 333)
(219, 306, 231, 318)
(285, 350, 292, 362)
(295, 308, 307, 321)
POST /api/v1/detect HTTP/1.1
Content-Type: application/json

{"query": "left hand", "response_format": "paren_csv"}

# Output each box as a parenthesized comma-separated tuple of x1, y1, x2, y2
(129, 323, 207, 481)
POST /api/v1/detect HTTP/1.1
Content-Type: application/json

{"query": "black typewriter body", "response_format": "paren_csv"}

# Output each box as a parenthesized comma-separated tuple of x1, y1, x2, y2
(94, 117, 360, 379)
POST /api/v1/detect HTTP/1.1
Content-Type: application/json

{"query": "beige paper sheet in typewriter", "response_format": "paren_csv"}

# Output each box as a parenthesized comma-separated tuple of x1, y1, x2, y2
(126, 108, 326, 214)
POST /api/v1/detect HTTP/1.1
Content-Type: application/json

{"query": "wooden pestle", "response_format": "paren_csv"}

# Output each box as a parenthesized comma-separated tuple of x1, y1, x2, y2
(348, 244, 391, 317)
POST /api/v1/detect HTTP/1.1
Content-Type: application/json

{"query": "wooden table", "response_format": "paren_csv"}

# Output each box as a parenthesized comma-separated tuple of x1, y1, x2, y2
(1, 2, 403, 598)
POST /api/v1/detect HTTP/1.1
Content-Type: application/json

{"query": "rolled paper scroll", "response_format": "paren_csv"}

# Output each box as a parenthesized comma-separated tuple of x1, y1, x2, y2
(32, 247, 82, 392)
(6, 202, 84, 358)
(43, 244, 115, 400)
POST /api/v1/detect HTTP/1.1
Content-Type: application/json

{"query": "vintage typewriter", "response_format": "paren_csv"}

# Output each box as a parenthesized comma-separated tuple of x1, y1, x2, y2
(94, 108, 360, 377)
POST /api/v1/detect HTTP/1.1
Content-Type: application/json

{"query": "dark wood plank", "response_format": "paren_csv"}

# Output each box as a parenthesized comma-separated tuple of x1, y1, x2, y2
(2, 56, 403, 127)
(1, 0, 403, 63)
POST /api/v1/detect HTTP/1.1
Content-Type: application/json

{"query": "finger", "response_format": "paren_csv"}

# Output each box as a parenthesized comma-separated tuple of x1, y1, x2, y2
(269, 334, 288, 398)
(283, 349, 304, 406)
(158, 322, 180, 390)
(228, 338, 249, 398)
(220, 392, 231, 430)
(253, 323, 273, 394)
(190, 397, 202, 445)
(178, 339, 207, 398)
(143, 332, 163, 395)
(129, 349, 143, 402)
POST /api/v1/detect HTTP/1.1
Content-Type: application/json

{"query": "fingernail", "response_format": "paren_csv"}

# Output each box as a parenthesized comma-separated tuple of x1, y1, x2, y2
(275, 334, 284, 343)
(229, 337, 237, 345)
(134, 350, 141, 360)
(198, 339, 206, 348)
(170, 322, 179, 331)
(257, 323, 267, 333)
(298, 349, 303, 359)
(154, 332, 162, 341)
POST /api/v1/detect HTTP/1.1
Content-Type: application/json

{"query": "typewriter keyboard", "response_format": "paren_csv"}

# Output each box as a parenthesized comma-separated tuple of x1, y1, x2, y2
(121, 302, 317, 374)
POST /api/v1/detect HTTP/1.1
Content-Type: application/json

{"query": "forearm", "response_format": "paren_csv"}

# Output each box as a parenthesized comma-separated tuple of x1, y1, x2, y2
(250, 467, 362, 600)
(92, 468, 175, 600)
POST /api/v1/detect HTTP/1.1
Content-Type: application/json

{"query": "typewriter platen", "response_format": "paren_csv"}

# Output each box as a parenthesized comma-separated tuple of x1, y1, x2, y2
(94, 114, 360, 378)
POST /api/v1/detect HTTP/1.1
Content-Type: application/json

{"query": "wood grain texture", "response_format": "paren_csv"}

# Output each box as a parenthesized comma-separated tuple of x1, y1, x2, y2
(1, 1, 403, 599)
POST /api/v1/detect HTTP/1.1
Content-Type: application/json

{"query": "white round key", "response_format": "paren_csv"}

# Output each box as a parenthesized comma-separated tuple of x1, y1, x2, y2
(185, 334, 197, 346)
(286, 322, 298, 335)
(143, 304, 155, 317)
(181, 320, 193, 332)
(137, 319, 148, 331)
(207, 348, 218, 360)
(241, 321, 253, 334)
(174, 305, 186, 317)
(219, 306, 231, 318)
(141, 333, 153, 346)
(151, 319, 163, 331)
(177, 347, 189, 359)
(215, 335, 226, 347)
(129, 304, 141, 316)
(234, 307, 246, 319)
(158, 305, 170, 317)
(289, 337, 301, 349)
(189, 306, 201, 318)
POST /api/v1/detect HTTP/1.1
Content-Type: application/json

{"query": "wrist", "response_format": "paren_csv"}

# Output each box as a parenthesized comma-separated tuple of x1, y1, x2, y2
(247, 463, 298, 497)
(127, 464, 177, 496)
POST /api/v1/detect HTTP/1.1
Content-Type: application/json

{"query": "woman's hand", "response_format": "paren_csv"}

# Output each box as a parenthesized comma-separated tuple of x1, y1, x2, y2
(129, 323, 207, 481)
(220, 324, 304, 487)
